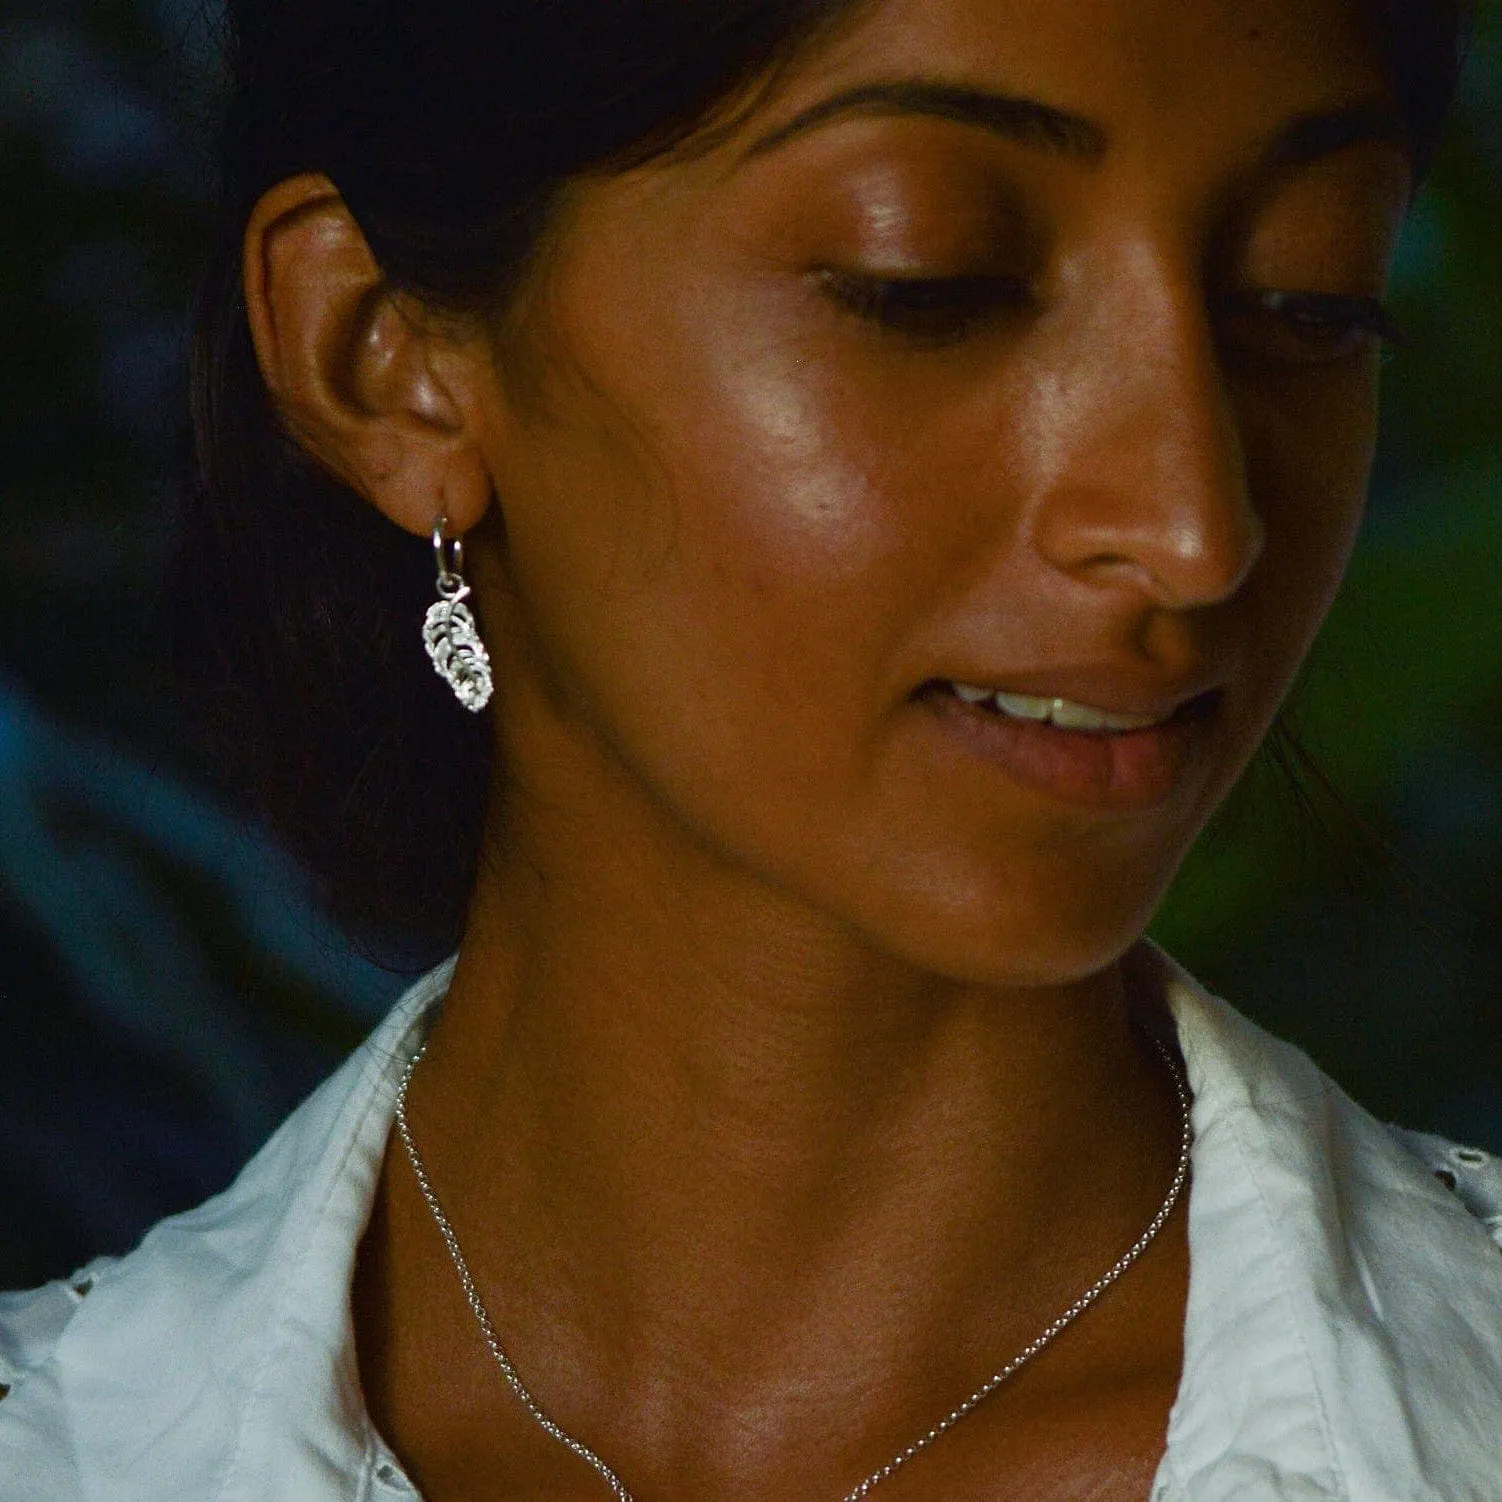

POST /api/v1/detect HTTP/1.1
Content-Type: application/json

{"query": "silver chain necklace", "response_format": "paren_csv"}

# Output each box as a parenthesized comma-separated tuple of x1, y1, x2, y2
(394, 1033, 1191, 1501)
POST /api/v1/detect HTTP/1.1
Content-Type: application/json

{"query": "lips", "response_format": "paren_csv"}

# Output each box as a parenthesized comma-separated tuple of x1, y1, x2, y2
(919, 679, 1221, 810)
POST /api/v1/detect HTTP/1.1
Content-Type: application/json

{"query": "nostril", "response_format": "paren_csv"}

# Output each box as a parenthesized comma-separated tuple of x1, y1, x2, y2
(1030, 477, 1262, 612)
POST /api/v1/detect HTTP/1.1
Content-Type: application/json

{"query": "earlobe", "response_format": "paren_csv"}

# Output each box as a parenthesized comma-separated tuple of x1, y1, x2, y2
(242, 173, 492, 538)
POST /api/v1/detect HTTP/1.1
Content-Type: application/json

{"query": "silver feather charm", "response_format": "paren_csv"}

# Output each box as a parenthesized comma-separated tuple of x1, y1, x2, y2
(425, 522, 494, 711)
(423, 579, 494, 713)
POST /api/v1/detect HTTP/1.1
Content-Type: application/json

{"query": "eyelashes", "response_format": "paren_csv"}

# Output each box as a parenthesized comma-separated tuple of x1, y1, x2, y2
(818, 269, 1031, 344)
(1217, 289, 1409, 366)
(818, 269, 1408, 365)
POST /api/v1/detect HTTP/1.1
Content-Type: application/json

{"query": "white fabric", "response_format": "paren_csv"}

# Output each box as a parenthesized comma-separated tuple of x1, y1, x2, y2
(1, 951, 1499, 1501)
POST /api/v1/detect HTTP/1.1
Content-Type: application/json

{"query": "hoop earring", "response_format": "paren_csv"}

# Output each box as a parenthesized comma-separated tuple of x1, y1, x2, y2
(423, 519, 494, 712)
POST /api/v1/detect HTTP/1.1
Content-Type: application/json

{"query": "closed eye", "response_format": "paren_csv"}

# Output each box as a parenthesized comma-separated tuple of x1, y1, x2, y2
(1217, 288, 1409, 368)
(817, 269, 1031, 345)
(818, 271, 1407, 366)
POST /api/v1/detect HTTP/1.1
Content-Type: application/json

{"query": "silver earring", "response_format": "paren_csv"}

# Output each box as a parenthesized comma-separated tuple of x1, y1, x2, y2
(423, 519, 494, 712)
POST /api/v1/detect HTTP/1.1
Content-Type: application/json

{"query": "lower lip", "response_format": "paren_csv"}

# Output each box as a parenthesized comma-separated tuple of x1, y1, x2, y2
(920, 686, 1214, 812)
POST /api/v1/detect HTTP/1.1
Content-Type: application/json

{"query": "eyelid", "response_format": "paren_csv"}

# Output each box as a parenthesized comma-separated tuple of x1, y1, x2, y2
(1224, 288, 1411, 348)
(816, 265, 1027, 286)
(815, 267, 1033, 335)
(817, 269, 1411, 363)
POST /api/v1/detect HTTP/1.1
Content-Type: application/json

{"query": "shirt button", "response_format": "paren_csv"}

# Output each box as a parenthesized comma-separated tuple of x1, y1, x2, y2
(374, 1459, 414, 1492)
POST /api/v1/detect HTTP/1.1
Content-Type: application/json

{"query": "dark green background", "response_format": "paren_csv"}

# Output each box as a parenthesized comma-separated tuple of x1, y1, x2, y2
(1, 1, 1499, 1287)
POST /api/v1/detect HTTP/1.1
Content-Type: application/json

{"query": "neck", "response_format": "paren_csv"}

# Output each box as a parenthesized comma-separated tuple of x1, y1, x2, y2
(402, 796, 1184, 1429)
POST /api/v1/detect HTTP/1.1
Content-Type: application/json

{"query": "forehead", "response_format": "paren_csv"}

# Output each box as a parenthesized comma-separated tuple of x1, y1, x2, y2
(743, 0, 1392, 156)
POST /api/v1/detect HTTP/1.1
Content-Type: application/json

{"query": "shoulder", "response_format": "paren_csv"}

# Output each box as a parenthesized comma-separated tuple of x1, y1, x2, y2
(0, 1259, 115, 1401)
(0, 962, 450, 1501)
(1152, 948, 1502, 1500)
(0, 1262, 117, 1500)
(1171, 954, 1502, 1315)
(1384, 1123, 1502, 1250)
(1153, 942, 1502, 1266)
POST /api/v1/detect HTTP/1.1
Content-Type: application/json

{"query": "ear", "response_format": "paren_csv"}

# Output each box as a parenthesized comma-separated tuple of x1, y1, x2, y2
(243, 173, 493, 538)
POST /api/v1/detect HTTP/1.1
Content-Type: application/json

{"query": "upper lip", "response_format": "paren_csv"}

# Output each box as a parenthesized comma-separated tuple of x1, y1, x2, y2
(927, 665, 1225, 721)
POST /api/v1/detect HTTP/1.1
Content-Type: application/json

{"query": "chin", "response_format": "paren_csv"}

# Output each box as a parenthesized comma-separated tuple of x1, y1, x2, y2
(842, 858, 1176, 992)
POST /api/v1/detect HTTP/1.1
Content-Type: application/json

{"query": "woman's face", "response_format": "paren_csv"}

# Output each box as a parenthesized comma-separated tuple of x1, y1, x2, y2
(472, 0, 1411, 984)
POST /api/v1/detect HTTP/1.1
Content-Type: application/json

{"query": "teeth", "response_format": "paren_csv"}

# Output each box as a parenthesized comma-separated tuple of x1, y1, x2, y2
(948, 683, 1164, 733)
(993, 691, 1053, 722)
(1046, 698, 1160, 732)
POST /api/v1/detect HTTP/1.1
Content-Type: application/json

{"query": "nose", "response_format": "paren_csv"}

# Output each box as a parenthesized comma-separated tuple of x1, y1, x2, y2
(1028, 261, 1264, 610)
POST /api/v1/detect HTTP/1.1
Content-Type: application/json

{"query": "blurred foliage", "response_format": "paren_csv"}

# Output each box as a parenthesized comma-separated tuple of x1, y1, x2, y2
(1, 0, 219, 753)
(0, 0, 404, 1287)
(0, 0, 1499, 1285)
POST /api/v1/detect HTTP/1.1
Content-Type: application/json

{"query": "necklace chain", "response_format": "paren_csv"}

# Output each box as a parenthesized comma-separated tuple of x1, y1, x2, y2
(394, 1033, 1192, 1501)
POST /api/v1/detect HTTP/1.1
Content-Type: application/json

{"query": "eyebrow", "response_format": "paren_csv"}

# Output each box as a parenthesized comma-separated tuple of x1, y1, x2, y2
(1264, 101, 1411, 170)
(739, 78, 1412, 172)
(742, 80, 1108, 163)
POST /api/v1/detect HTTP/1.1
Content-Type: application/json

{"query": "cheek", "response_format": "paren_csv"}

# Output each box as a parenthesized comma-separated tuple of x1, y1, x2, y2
(1227, 375, 1378, 746)
(1250, 378, 1376, 630)
(585, 291, 935, 682)
(521, 189, 1003, 695)
(492, 292, 921, 795)
(667, 309, 910, 590)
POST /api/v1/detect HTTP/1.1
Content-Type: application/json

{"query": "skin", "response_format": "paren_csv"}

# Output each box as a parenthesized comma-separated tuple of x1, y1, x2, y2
(245, 0, 1412, 1495)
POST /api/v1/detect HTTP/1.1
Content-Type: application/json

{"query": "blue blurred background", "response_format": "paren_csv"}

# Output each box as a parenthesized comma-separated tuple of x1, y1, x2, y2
(1, 0, 1499, 1289)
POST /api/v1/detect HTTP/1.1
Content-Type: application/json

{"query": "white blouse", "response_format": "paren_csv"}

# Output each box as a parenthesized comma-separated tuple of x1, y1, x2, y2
(1, 949, 1499, 1501)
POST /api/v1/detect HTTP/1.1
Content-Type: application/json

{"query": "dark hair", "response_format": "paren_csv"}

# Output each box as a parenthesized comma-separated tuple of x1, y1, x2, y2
(175, 0, 1475, 969)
